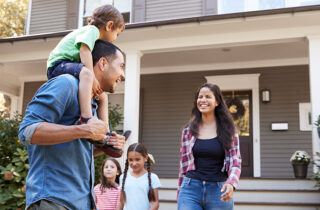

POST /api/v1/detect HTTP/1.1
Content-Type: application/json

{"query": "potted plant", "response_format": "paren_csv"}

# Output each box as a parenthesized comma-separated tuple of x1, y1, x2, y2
(290, 150, 311, 179)
(315, 115, 320, 138)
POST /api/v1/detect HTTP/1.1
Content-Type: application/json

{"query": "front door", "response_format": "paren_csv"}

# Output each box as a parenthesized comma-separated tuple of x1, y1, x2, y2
(223, 90, 253, 177)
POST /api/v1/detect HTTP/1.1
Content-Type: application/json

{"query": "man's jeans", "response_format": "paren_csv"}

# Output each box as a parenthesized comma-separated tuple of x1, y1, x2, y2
(177, 177, 234, 210)
(27, 200, 67, 210)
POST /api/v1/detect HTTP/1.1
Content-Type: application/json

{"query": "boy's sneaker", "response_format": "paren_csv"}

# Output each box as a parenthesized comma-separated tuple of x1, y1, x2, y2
(87, 130, 131, 158)
(75, 116, 131, 157)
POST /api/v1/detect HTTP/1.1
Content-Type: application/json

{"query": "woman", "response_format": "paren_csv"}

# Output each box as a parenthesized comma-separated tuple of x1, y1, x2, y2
(177, 83, 241, 210)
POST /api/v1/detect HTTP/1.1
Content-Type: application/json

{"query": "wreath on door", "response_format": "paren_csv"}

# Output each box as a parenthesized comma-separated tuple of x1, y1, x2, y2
(226, 96, 245, 120)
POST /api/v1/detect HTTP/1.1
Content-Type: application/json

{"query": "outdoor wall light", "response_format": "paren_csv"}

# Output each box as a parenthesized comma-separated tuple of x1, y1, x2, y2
(261, 89, 271, 103)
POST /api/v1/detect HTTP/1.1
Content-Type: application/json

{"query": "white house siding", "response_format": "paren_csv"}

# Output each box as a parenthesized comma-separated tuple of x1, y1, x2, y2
(140, 65, 312, 178)
(145, 0, 202, 21)
(29, 0, 68, 34)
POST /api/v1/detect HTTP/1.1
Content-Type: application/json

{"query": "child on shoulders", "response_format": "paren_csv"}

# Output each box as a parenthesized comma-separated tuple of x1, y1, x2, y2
(47, 4, 125, 127)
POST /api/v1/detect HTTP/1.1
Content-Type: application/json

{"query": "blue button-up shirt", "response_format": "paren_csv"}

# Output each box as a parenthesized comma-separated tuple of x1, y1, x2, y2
(19, 75, 96, 210)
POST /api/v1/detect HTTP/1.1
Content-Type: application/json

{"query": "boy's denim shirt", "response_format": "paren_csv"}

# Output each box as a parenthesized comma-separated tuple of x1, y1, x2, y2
(19, 75, 96, 210)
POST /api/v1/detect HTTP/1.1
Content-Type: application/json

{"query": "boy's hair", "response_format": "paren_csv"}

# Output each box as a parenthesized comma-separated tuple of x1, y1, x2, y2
(87, 4, 125, 30)
(92, 40, 123, 66)
(99, 158, 122, 193)
(121, 143, 156, 203)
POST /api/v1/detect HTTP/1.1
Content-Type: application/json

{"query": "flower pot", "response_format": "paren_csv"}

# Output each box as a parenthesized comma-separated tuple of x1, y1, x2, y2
(292, 162, 309, 179)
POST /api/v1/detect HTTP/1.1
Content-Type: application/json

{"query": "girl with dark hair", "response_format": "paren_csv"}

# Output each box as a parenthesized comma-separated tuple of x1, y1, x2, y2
(117, 143, 161, 210)
(94, 158, 122, 210)
(177, 83, 241, 210)
(47, 4, 125, 132)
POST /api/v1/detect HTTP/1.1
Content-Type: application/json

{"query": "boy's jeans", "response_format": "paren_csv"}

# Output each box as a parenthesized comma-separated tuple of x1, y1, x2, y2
(177, 177, 234, 210)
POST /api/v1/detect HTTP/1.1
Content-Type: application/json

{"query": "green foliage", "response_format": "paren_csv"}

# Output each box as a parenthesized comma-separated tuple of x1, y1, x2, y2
(0, 111, 27, 209)
(0, 0, 28, 38)
(94, 103, 123, 186)
(312, 152, 320, 190)
(108, 103, 123, 131)
(315, 115, 320, 126)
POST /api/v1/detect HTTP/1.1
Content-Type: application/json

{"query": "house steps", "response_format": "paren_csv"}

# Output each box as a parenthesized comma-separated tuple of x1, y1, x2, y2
(158, 178, 320, 210)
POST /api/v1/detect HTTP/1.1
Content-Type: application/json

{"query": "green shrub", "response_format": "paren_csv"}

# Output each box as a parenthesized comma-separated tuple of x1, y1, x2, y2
(0, 111, 27, 209)
(313, 152, 320, 190)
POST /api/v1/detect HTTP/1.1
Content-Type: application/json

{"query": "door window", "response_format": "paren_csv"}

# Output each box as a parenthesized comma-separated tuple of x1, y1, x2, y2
(223, 91, 251, 136)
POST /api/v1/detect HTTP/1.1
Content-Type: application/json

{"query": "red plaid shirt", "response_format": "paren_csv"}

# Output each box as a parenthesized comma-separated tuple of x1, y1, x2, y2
(178, 127, 241, 196)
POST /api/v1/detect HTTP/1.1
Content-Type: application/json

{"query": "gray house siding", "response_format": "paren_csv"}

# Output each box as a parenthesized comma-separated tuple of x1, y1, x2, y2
(140, 65, 312, 178)
(29, 0, 79, 34)
(259, 66, 312, 178)
(145, 0, 203, 21)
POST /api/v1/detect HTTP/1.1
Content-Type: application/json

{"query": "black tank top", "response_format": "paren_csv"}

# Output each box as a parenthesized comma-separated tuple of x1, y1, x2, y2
(186, 136, 227, 182)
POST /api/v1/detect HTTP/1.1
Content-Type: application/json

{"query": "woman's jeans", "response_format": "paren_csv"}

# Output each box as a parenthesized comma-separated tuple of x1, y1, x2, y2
(177, 177, 234, 210)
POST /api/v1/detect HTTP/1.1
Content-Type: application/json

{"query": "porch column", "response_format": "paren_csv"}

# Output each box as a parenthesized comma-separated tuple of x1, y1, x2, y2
(123, 50, 143, 144)
(308, 35, 320, 172)
(119, 49, 143, 167)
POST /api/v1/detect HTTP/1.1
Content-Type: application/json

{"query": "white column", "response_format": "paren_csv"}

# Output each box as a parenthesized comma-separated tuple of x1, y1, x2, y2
(308, 35, 320, 172)
(118, 50, 143, 167)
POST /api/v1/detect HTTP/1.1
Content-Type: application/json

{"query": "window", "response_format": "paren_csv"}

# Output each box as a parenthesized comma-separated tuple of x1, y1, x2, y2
(83, 0, 131, 25)
(218, 0, 245, 14)
(218, 0, 320, 14)
(259, 0, 285, 10)
(0, 93, 11, 117)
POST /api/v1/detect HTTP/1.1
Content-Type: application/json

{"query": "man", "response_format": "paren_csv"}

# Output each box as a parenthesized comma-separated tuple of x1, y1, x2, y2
(18, 40, 126, 210)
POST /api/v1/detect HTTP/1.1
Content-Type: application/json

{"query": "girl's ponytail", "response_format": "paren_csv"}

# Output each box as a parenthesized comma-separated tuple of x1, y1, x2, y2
(147, 158, 156, 202)
(120, 159, 129, 203)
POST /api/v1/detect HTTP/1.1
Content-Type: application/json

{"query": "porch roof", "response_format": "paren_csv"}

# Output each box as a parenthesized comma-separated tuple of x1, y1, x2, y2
(1, 4, 320, 43)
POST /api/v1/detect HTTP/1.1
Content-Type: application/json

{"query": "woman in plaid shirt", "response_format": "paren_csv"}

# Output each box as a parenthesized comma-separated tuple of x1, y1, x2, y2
(177, 83, 241, 210)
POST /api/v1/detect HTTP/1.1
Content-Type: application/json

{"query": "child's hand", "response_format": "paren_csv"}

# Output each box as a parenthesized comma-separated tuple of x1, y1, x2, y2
(92, 77, 103, 97)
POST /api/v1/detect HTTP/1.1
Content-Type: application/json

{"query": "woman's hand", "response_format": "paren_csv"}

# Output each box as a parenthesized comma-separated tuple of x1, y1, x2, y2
(220, 183, 234, 202)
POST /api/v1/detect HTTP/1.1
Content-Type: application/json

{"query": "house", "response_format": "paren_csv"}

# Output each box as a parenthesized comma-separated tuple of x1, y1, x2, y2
(0, 0, 320, 209)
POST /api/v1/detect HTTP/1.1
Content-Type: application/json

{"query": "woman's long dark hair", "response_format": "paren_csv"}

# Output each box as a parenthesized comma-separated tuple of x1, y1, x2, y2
(99, 158, 122, 193)
(188, 83, 236, 150)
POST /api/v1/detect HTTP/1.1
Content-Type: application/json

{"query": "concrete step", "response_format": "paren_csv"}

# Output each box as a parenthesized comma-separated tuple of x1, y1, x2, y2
(159, 201, 320, 210)
(159, 188, 320, 203)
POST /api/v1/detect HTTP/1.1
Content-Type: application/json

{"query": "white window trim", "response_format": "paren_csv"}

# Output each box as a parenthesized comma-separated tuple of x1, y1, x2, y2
(205, 74, 261, 177)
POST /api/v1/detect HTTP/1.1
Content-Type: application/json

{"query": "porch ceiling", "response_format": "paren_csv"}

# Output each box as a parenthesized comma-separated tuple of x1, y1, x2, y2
(140, 39, 308, 74)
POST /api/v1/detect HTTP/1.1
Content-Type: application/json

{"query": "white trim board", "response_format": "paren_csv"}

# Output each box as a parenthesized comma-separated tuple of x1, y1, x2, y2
(141, 57, 308, 75)
(205, 74, 261, 177)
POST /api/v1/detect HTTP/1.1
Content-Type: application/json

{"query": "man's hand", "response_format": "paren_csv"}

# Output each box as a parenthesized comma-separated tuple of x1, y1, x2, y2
(85, 117, 109, 140)
(221, 183, 234, 202)
(107, 131, 125, 150)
